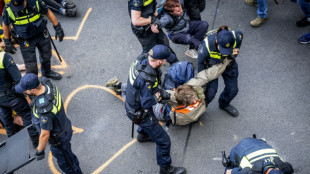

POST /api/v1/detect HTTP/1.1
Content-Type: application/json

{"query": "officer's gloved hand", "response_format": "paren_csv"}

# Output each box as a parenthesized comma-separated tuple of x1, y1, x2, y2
(3, 39, 17, 54)
(54, 23, 64, 42)
(35, 150, 45, 160)
(158, 89, 170, 102)
(151, 16, 161, 29)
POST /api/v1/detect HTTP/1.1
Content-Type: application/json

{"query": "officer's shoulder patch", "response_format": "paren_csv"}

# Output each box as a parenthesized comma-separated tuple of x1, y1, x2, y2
(146, 82, 152, 90)
(39, 98, 45, 104)
(41, 116, 48, 124)
(133, 0, 140, 7)
(239, 34, 242, 40)
(8, 57, 15, 64)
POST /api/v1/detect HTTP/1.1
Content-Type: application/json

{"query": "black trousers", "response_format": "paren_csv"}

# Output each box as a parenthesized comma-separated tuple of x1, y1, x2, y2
(0, 91, 39, 142)
(20, 32, 52, 76)
(133, 28, 174, 54)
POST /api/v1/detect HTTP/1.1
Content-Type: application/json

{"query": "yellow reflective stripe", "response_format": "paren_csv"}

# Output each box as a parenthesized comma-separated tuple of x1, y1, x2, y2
(232, 31, 237, 48)
(13, 14, 41, 25)
(205, 36, 211, 54)
(51, 105, 58, 115)
(153, 78, 158, 88)
(246, 149, 277, 160)
(33, 107, 40, 118)
(205, 36, 222, 60)
(249, 154, 279, 164)
(143, 0, 153, 6)
(239, 157, 253, 169)
(55, 87, 62, 111)
(6, 7, 16, 21)
(0, 52, 6, 69)
(36, 0, 40, 13)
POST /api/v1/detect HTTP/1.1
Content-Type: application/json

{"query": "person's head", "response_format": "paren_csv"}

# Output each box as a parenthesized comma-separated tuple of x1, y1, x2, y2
(10, 0, 27, 12)
(175, 84, 197, 106)
(164, 0, 183, 16)
(216, 25, 235, 55)
(15, 73, 43, 96)
(148, 45, 175, 69)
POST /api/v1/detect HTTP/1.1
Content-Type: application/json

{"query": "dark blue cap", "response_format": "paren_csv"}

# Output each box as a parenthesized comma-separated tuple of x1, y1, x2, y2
(15, 73, 40, 93)
(151, 44, 176, 61)
(10, 0, 25, 12)
(217, 30, 235, 55)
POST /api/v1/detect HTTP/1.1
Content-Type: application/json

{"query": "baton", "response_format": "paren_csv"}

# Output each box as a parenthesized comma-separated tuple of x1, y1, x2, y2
(131, 121, 134, 138)
(52, 136, 77, 174)
(44, 24, 62, 62)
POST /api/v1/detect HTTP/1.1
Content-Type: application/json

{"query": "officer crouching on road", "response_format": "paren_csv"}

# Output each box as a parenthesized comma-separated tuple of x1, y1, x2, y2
(223, 137, 294, 174)
(125, 44, 186, 174)
(197, 25, 243, 117)
(2, 0, 64, 80)
(128, 0, 174, 55)
(15, 73, 82, 174)
(0, 49, 39, 147)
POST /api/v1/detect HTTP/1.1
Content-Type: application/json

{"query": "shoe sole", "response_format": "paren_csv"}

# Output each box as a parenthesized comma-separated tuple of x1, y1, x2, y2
(298, 41, 310, 44)
(185, 52, 198, 59)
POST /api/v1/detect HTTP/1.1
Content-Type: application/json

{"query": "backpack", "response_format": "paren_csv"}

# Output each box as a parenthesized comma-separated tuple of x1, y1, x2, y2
(157, 0, 166, 18)
(163, 61, 194, 90)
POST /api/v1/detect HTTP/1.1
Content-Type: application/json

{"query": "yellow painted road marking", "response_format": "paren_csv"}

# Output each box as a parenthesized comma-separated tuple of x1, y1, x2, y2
(52, 8, 92, 41)
(49, 85, 128, 174)
(91, 139, 137, 174)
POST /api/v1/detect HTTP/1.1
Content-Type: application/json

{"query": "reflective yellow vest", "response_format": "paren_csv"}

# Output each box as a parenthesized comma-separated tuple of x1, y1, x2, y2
(6, 0, 41, 26)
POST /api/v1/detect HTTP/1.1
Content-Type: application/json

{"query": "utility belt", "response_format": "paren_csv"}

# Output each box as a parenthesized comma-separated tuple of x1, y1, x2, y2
(126, 102, 152, 125)
(131, 23, 151, 36)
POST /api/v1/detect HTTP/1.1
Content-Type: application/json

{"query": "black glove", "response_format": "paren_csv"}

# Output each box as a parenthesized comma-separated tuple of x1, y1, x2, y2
(35, 150, 45, 161)
(158, 89, 170, 102)
(54, 23, 64, 42)
(151, 16, 161, 29)
(3, 39, 17, 54)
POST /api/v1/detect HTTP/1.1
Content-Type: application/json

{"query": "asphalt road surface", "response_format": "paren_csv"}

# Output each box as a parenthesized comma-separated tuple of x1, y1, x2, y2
(1, 0, 310, 174)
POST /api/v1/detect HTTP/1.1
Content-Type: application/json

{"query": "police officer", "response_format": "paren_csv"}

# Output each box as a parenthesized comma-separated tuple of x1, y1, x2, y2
(128, 0, 174, 54)
(125, 45, 186, 174)
(197, 25, 243, 117)
(15, 73, 82, 174)
(2, 0, 64, 80)
(0, 49, 39, 147)
(224, 137, 294, 174)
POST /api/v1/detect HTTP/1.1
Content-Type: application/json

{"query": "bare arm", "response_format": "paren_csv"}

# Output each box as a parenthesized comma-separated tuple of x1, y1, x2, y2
(131, 10, 151, 26)
(37, 129, 50, 151)
(2, 22, 10, 40)
(46, 9, 58, 26)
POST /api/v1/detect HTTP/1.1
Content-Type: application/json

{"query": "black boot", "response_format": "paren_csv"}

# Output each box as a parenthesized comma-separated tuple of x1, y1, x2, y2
(160, 165, 187, 174)
(44, 70, 62, 80)
(219, 104, 239, 117)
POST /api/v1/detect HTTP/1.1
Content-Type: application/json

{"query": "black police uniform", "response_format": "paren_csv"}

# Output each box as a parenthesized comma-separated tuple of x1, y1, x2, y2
(0, 51, 39, 145)
(128, 0, 172, 54)
(32, 79, 82, 174)
(226, 138, 294, 174)
(197, 29, 243, 110)
(2, 0, 59, 78)
(125, 55, 173, 167)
